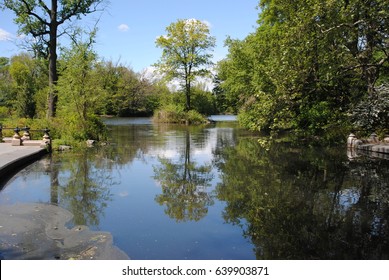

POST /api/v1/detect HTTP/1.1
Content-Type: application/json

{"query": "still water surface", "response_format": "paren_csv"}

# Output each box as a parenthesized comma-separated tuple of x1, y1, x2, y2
(1, 117, 389, 259)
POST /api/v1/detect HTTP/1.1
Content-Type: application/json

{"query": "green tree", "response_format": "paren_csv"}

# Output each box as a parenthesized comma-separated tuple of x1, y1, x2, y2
(8, 53, 48, 118)
(0, 55, 47, 118)
(0, 57, 9, 68)
(212, 74, 238, 114)
(56, 29, 106, 140)
(9, 54, 37, 117)
(351, 84, 389, 133)
(191, 82, 217, 115)
(0, 57, 12, 117)
(1, 0, 106, 118)
(154, 19, 216, 111)
(95, 62, 161, 117)
(218, 0, 389, 136)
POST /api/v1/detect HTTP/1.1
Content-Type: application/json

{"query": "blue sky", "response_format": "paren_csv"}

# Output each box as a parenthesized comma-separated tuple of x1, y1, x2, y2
(0, 0, 259, 72)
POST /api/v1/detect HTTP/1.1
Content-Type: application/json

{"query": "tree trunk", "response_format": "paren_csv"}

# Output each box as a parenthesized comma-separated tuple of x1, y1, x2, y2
(185, 81, 191, 111)
(47, 0, 58, 118)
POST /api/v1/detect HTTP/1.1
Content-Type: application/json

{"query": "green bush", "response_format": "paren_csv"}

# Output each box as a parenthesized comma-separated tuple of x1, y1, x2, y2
(186, 110, 207, 124)
(153, 103, 186, 123)
(0, 106, 9, 119)
(191, 89, 217, 115)
(351, 84, 389, 133)
(153, 103, 207, 124)
(57, 114, 107, 142)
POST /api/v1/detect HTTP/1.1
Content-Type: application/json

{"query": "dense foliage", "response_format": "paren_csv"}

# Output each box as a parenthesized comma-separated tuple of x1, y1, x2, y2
(218, 0, 389, 138)
(0, 55, 160, 139)
(1, 0, 106, 118)
(3, 1, 387, 142)
(0, 55, 219, 142)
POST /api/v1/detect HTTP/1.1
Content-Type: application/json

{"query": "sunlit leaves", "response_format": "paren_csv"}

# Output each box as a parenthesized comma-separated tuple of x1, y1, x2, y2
(154, 19, 216, 110)
(2, 0, 107, 117)
(218, 0, 389, 136)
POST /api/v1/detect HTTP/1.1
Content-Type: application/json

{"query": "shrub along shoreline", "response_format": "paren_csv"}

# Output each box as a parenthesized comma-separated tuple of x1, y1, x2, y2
(152, 104, 208, 125)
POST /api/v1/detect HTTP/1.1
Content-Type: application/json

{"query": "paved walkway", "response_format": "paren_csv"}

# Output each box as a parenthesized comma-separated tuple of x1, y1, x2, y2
(0, 143, 48, 180)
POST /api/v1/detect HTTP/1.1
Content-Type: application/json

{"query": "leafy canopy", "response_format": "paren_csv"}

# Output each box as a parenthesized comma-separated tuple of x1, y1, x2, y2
(218, 0, 389, 136)
(154, 19, 216, 110)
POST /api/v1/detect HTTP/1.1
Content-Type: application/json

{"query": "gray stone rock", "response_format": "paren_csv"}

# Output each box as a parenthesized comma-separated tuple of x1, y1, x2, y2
(0, 203, 129, 260)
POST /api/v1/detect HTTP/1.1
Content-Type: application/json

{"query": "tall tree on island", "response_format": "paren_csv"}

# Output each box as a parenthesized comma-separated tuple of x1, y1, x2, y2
(154, 19, 216, 111)
(1, 0, 106, 118)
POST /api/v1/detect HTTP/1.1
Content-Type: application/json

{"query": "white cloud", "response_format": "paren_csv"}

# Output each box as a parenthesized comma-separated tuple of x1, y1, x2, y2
(202, 20, 212, 28)
(0, 28, 13, 41)
(184, 19, 212, 29)
(118, 24, 129, 32)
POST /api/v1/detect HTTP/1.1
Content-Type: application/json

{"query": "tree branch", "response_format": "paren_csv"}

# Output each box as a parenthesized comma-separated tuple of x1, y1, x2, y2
(20, 0, 49, 25)
(57, 1, 81, 25)
(38, 0, 51, 16)
(29, 27, 50, 37)
(317, 20, 364, 34)
(338, 58, 387, 75)
(57, 0, 105, 26)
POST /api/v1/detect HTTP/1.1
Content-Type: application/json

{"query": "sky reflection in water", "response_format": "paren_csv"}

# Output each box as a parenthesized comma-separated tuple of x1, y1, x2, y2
(1, 117, 389, 259)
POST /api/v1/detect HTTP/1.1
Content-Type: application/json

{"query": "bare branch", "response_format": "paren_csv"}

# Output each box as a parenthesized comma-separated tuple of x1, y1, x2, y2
(317, 20, 365, 34)
(337, 60, 387, 74)
(38, 0, 50, 16)
(29, 28, 50, 37)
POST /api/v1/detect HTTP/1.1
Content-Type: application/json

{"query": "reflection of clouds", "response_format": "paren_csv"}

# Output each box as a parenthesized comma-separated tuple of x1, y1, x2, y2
(119, 191, 129, 197)
(149, 129, 219, 160)
(147, 148, 179, 159)
(159, 149, 179, 159)
(150, 145, 213, 160)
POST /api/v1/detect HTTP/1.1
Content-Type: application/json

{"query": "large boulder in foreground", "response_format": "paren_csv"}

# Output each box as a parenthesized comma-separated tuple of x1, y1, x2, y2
(0, 203, 129, 260)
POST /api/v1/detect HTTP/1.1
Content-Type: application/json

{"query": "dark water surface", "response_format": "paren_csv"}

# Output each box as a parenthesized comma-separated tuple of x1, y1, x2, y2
(1, 117, 389, 259)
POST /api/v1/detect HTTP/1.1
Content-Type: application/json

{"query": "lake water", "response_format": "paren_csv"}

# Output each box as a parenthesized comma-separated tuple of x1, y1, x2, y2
(1, 117, 389, 259)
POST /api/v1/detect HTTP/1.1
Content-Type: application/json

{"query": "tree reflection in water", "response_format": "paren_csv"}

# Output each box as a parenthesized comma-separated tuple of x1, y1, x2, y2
(153, 129, 214, 222)
(3, 119, 389, 259)
(50, 148, 115, 226)
(216, 137, 389, 259)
